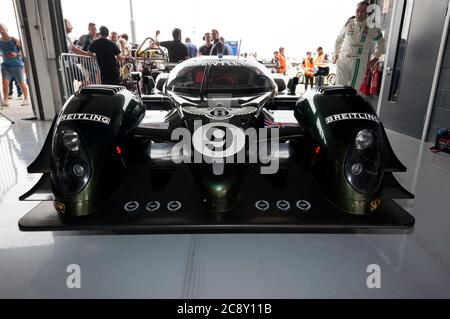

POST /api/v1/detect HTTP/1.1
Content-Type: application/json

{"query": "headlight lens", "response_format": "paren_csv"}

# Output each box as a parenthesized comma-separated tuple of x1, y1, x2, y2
(72, 163, 86, 177)
(344, 128, 383, 195)
(62, 130, 80, 152)
(52, 126, 91, 196)
(355, 129, 374, 150)
(351, 163, 363, 176)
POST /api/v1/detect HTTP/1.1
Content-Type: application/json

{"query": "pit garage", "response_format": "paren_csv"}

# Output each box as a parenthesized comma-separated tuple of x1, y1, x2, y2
(0, 0, 449, 300)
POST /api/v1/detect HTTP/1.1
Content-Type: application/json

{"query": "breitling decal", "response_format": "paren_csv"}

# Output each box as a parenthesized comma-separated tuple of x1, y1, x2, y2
(60, 113, 111, 125)
(325, 113, 379, 125)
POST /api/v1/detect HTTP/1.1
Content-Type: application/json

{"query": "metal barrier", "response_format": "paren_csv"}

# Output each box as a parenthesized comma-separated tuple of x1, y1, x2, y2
(0, 128, 18, 193)
(59, 53, 101, 101)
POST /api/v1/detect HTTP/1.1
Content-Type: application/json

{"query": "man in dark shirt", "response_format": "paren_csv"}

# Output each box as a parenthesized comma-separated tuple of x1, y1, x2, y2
(155, 28, 189, 63)
(88, 26, 122, 85)
(199, 32, 212, 56)
(77, 23, 97, 51)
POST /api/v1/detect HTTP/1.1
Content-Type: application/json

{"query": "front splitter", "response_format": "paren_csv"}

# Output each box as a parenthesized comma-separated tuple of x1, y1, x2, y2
(19, 199, 414, 234)
(18, 163, 415, 234)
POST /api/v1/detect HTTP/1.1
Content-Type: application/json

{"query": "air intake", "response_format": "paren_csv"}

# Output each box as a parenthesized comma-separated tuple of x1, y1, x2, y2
(80, 85, 126, 96)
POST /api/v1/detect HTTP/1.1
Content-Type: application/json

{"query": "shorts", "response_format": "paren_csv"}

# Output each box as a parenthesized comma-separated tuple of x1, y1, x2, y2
(1, 64, 25, 83)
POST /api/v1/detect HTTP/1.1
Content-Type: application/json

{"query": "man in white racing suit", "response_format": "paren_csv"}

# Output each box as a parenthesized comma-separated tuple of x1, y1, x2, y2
(333, 1, 386, 89)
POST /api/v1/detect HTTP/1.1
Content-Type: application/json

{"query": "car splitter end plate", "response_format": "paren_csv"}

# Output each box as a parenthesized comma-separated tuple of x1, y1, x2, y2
(19, 163, 415, 234)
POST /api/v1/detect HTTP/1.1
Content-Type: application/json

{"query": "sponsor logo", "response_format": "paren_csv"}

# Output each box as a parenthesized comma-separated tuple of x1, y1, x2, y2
(296, 200, 312, 212)
(167, 201, 182, 213)
(54, 201, 65, 214)
(146, 201, 161, 213)
(255, 200, 312, 213)
(124, 201, 140, 212)
(255, 200, 270, 212)
(60, 113, 111, 125)
(370, 199, 382, 212)
(276, 200, 291, 212)
(325, 113, 379, 125)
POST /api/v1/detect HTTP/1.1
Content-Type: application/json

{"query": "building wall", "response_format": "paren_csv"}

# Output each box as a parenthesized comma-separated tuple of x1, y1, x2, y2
(367, 0, 394, 107)
(374, 0, 449, 141)
(427, 29, 450, 141)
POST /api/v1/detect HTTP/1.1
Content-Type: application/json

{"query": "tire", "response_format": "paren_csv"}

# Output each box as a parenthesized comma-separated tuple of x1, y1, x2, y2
(327, 73, 336, 86)
(297, 72, 305, 84)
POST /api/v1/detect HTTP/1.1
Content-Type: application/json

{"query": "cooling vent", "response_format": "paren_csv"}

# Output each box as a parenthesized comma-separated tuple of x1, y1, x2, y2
(80, 85, 126, 96)
(315, 86, 356, 96)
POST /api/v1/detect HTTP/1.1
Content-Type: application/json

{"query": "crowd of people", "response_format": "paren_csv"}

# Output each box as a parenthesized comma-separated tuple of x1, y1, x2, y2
(300, 47, 330, 90)
(63, 20, 239, 86)
(269, 1, 385, 92)
(269, 46, 330, 90)
(62, 0, 385, 91)
(0, 1, 385, 105)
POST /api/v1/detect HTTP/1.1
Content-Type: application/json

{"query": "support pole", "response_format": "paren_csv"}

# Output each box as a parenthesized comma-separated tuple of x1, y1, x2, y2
(129, 0, 137, 44)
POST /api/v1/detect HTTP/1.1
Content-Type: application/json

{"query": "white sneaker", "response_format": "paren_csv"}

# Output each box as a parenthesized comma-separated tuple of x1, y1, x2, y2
(2, 100, 9, 107)
(21, 99, 30, 106)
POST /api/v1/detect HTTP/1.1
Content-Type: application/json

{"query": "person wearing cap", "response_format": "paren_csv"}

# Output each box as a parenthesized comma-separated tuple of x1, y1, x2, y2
(277, 47, 287, 75)
(88, 26, 123, 85)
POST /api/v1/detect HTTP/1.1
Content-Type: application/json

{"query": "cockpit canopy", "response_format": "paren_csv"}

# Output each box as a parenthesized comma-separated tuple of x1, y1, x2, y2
(166, 57, 277, 97)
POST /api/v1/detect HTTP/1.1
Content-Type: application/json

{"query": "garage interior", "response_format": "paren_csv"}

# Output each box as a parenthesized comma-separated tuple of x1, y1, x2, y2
(0, 0, 450, 298)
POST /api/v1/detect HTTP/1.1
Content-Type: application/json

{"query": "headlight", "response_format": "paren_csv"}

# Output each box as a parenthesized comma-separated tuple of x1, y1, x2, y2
(62, 130, 80, 152)
(52, 126, 91, 196)
(344, 128, 383, 195)
(355, 130, 373, 150)
(351, 163, 363, 176)
(72, 163, 87, 177)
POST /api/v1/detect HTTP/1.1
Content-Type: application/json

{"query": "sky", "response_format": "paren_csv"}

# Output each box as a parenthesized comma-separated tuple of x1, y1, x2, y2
(1, 0, 362, 60)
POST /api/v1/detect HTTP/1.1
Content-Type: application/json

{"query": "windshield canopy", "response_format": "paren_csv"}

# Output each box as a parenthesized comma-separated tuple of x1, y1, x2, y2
(166, 59, 276, 97)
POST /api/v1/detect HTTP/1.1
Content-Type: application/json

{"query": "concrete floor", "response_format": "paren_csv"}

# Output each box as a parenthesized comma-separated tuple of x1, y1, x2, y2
(0, 92, 35, 120)
(0, 118, 449, 298)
